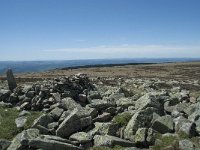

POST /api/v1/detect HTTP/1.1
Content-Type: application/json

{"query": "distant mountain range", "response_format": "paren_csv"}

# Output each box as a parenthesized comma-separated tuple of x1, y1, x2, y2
(0, 58, 200, 75)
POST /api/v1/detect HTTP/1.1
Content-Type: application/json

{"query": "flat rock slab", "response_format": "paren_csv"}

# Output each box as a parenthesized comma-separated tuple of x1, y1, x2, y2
(94, 135, 135, 147)
(69, 132, 92, 144)
(29, 138, 82, 150)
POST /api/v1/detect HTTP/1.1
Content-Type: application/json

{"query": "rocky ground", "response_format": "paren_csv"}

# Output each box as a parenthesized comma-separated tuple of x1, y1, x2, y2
(1, 62, 200, 150)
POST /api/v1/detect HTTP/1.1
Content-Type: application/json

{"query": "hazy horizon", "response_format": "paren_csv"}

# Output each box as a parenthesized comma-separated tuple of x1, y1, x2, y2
(0, 0, 200, 60)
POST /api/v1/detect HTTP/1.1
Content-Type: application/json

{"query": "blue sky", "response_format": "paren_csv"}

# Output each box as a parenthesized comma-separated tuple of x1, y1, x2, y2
(0, 0, 200, 60)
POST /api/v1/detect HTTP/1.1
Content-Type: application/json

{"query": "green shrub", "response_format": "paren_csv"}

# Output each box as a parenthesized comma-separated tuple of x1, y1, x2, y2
(112, 112, 132, 127)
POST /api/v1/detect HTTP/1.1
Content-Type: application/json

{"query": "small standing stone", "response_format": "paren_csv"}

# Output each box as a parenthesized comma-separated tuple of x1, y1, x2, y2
(6, 69, 17, 91)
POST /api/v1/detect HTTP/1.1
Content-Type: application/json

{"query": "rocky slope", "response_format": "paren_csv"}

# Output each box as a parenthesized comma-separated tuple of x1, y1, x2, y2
(1, 73, 200, 150)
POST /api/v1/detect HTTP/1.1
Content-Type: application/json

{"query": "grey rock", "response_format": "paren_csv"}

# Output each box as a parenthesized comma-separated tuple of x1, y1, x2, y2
(89, 122, 119, 137)
(105, 107, 117, 115)
(15, 116, 27, 128)
(69, 132, 92, 144)
(188, 110, 200, 122)
(164, 101, 175, 113)
(135, 94, 161, 110)
(7, 128, 39, 150)
(88, 99, 115, 110)
(6, 69, 17, 91)
(26, 91, 35, 99)
(85, 106, 98, 119)
(174, 116, 196, 138)
(32, 114, 53, 128)
(78, 94, 87, 103)
(49, 107, 64, 120)
(124, 107, 159, 141)
(93, 112, 112, 122)
(56, 109, 92, 138)
(29, 138, 81, 150)
(0, 89, 11, 102)
(152, 115, 174, 134)
(93, 135, 135, 147)
(116, 97, 135, 108)
(20, 102, 31, 110)
(0, 101, 12, 107)
(35, 125, 50, 135)
(134, 128, 147, 145)
(58, 110, 71, 123)
(179, 139, 195, 150)
(9, 93, 18, 103)
(59, 97, 82, 111)
(185, 102, 200, 116)
(39, 135, 78, 145)
(88, 91, 101, 100)
(19, 110, 31, 117)
(0, 139, 11, 150)
(52, 93, 61, 102)
(48, 122, 59, 129)
(146, 128, 156, 145)
(176, 102, 190, 115)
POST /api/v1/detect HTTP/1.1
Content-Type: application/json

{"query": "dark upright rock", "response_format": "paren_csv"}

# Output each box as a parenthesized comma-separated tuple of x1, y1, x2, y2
(6, 69, 17, 91)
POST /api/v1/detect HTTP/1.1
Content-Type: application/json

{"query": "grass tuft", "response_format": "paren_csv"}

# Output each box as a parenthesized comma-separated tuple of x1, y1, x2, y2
(0, 106, 42, 140)
(112, 112, 132, 127)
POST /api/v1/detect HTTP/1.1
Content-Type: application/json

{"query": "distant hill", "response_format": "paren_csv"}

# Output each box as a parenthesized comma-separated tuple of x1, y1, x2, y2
(0, 58, 200, 74)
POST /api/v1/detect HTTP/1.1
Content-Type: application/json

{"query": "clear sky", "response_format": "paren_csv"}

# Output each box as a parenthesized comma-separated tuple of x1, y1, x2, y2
(0, 0, 200, 60)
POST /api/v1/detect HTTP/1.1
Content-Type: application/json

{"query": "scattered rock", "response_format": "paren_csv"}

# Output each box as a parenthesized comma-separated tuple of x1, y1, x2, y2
(2, 74, 200, 150)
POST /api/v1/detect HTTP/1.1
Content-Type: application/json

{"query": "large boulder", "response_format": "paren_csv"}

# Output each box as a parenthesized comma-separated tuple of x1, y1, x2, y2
(135, 94, 161, 111)
(124, 107, 159, 141)
(32, 114, 54, 129)
(59, 97, 82, 111)
(56, 109, 92, 138)
(49, 107, 64, 120)
(152, 115, 174, 134)
(93, 135, 135, 147)
(7, 129, 39, 150)
(174, 116, 196, 138)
